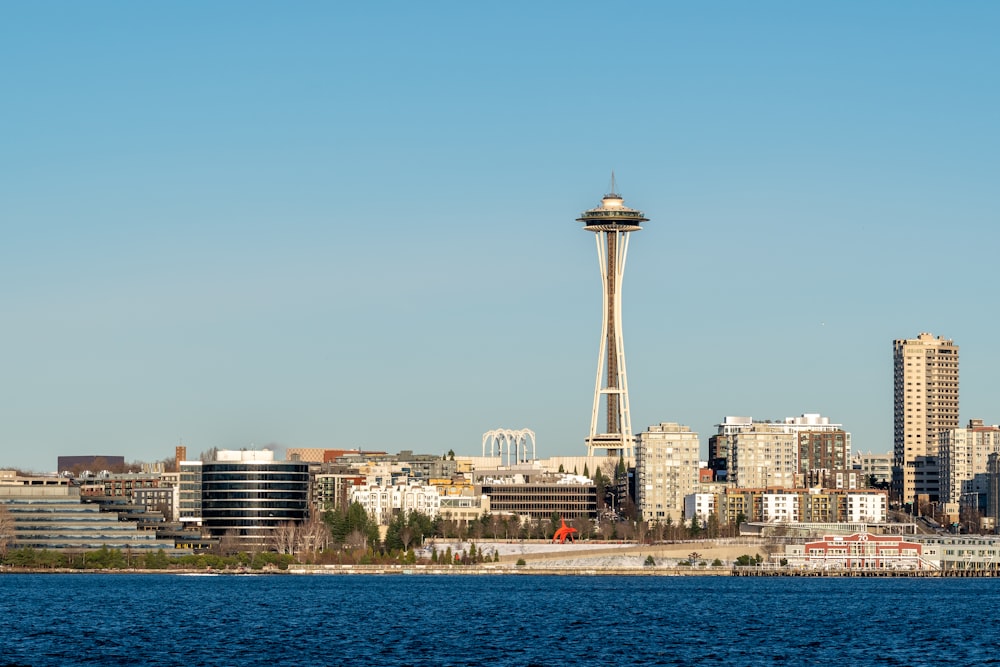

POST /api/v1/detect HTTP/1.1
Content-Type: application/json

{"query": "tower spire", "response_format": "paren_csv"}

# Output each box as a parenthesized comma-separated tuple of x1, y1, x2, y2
(576, 180, 649, 460)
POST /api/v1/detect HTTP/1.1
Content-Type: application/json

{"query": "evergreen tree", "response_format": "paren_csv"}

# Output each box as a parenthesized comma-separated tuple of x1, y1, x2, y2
(689, 515, 702, 538)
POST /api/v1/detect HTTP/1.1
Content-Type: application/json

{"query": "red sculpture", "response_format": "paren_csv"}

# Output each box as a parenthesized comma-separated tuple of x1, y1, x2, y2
(552, 517, 578, 544)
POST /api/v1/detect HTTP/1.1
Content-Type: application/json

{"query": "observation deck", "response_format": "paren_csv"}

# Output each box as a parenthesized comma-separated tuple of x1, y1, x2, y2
(577, 193, 648, 232)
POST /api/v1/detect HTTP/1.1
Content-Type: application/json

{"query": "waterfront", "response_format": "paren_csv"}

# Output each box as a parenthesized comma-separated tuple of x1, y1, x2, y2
(1, 574, 995, 666)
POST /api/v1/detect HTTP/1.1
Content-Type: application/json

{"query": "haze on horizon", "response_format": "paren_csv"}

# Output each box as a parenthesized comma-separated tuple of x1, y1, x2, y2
(2, 3, 999, 472)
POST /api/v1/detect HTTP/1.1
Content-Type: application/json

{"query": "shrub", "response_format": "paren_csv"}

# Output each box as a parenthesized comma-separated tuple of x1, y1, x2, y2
(644, 555, 656, 567)
(516, 558, 526, 566)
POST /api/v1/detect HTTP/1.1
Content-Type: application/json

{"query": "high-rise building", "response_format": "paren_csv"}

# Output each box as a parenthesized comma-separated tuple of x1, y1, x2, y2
(710, 414, 849, 484)
(938, 419, 1000, 506)
(730, 425, 798, 489)
(893, 333, 959, 506)
(635, 422, 701, 523)
(577, 180, 648, 460)
(798, 430, 849, 474)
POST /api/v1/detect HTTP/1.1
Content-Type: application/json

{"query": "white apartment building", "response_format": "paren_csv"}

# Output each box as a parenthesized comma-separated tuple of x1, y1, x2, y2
(683, 493, 716, 523)
(845, 492, 887, 523)
(635, 422, 701, 523)
(350, 481, 441, 525)
(762, 493, 800, 523)
(938, 419, 1000, 505)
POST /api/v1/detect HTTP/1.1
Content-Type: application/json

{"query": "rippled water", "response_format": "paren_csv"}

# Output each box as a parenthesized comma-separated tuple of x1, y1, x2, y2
(1, 574, 998, 666)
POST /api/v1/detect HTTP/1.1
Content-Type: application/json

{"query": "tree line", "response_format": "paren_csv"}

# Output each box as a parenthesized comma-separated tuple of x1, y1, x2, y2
(0, 501, 744, 569)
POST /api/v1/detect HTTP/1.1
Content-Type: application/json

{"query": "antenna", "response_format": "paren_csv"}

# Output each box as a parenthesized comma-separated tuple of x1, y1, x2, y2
(610, 170, 617, 195)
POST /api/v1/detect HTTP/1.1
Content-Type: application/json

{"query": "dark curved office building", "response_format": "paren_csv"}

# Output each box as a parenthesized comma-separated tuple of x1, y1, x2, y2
(201, 450, 309, 549)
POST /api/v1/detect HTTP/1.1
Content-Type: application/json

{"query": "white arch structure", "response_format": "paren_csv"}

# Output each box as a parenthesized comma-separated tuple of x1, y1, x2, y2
(482, 428, 536, 467)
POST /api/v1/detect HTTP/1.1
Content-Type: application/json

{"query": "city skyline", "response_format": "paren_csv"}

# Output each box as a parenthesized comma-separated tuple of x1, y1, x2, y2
(3, 3, 1000, 471)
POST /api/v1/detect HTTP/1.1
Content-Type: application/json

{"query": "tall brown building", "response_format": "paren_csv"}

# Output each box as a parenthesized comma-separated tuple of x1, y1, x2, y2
(893, 333, 959, 507)
(798, 430, 849, 474)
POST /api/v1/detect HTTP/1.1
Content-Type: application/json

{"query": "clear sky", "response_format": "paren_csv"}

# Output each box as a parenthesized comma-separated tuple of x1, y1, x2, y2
(2, 2, 998, 472)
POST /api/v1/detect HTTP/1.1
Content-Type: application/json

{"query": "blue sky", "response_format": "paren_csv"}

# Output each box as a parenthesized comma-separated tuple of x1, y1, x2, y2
(2, 2, 998, 471)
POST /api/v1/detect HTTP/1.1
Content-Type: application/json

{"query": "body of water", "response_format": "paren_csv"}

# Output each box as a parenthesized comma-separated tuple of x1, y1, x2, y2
(0, 573, 996, 666)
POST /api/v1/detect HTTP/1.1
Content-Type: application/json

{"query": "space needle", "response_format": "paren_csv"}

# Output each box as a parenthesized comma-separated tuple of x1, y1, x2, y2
(577, 176, 648, 460)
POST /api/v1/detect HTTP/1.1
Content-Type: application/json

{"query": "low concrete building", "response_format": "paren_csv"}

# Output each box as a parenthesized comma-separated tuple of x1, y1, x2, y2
(471, 468, 596, 521)
(0, 473, 187, 554)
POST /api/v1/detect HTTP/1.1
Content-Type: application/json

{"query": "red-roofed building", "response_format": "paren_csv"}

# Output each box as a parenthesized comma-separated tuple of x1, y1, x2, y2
(791, 532, 924, 570)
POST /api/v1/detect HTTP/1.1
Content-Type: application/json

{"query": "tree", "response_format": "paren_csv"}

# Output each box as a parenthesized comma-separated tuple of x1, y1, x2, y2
(706, 514, 720, 539)
(0, 504, 14, 560)
(296, 516, 331, 561)
(644, 555, 656, 567)
(689, 515, 702, 538)
(592, 467, 604, 508)
(325, 502, 379, 551)
(271, 521, 298, 555)
(218, 529, 241, 556)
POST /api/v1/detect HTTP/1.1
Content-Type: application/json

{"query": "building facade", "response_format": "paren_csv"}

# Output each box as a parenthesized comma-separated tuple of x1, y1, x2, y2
(893, 333, 959, 506)
(199, 450, 310, 549)
(711, 487, 888, 525)
(785, 533, 924, 570)
(938, 419, 1000, 506)
(798, 430, 849, 474)
(711, 414, 849, 485)
(853, 451, 892, 486)
(731, 426, 797, 489)
(635, 422, 701, 523)
(350, 481, 441, 525)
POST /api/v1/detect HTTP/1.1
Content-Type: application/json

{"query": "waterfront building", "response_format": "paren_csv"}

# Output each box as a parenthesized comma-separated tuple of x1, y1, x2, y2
(0, 472, 187, 554)
(784, 533, 924, 570)
(635, 422, 701, 523)
(938, 419, 1000, 506)
(893, 332, 959, 506)
(199, 450, 309, 549)
(913, 534, 1000, 571)
(576, 181, 648, 460)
